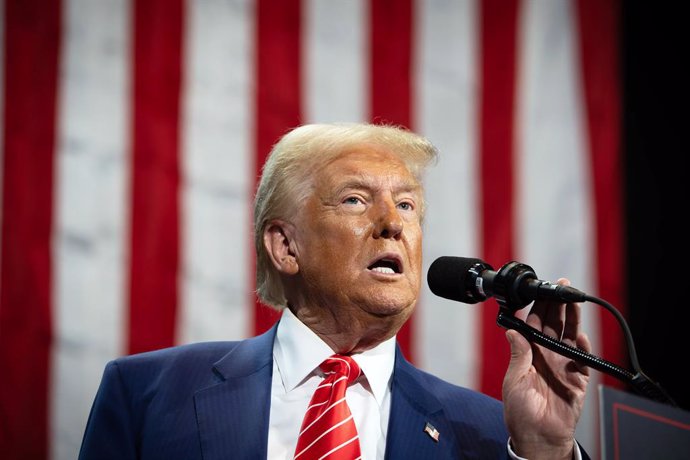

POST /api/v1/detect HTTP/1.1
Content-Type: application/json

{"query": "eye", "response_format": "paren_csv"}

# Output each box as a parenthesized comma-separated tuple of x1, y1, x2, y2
(343, 196, 363, 205)
(397, 201, 414, 211)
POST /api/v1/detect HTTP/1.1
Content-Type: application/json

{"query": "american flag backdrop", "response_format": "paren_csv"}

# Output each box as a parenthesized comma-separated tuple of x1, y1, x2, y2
(0, 0, 628, 458)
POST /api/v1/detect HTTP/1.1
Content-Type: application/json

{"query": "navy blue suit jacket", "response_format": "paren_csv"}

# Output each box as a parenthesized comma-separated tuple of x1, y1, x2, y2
(79, 324, 511, 459)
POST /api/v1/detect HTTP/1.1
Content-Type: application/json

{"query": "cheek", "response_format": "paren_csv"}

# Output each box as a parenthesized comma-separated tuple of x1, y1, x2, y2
(406, 225, 423, 255)
(351, 221, 371, 238)
(406, 232, 424, 276)
(301, 219, 367, 263)
(324, 215, 371, 240)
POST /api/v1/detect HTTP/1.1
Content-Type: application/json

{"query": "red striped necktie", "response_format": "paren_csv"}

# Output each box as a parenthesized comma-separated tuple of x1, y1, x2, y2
(293, 354, 363, 460)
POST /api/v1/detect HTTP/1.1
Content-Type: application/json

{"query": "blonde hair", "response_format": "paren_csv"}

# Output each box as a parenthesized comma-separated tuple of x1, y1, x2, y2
(253, 122, 438, 309)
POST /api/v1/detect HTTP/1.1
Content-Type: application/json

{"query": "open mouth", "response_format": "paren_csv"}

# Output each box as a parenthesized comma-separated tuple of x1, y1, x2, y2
(367, 256, 402, 274)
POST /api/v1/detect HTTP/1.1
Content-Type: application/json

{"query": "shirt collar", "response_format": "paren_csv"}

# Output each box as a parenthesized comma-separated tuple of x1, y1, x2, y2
(273, 307, 396, 405)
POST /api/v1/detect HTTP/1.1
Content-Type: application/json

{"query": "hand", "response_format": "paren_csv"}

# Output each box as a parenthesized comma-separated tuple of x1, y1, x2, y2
(502, 279, 591, 460)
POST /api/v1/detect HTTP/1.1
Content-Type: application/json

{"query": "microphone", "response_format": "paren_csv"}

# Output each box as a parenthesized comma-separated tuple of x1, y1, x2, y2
(427, 256, 680, 406)
(427, 256, 588, 311)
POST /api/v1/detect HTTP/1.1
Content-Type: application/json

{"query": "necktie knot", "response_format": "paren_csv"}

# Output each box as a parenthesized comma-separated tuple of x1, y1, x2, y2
(320, 354, 360, 384)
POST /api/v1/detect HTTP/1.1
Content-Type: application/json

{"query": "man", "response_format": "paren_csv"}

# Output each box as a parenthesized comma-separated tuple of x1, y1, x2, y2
(79, 123, 590, 459)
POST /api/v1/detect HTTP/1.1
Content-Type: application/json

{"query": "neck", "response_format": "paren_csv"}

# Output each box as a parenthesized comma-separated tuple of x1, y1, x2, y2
(288, 303, 405, 354)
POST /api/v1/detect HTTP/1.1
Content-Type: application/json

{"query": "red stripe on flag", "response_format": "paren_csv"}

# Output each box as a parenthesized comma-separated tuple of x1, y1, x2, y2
(252, 0, 302, 336)
(370, 0, 413, 126)
(369, 0, 415, 363)
(478, 0, 520, 399)
(128, 0, 185, 354)
(0, 0, 61, 456)
(576, 0, 625, 388)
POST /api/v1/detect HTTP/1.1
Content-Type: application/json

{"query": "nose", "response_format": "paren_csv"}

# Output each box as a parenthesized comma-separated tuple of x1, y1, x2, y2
(372, 198, 403, 239)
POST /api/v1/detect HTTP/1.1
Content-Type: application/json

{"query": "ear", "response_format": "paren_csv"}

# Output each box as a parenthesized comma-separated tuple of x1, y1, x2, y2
(263, 221, 299, 275)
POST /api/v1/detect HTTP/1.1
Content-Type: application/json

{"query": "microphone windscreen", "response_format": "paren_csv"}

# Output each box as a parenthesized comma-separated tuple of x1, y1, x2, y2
(427, 256, 484, 303)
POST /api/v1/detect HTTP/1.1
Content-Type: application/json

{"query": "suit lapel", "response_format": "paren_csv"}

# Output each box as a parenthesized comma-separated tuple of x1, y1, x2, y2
(194, 325, 277, 460)
(384, 346, 460, 459)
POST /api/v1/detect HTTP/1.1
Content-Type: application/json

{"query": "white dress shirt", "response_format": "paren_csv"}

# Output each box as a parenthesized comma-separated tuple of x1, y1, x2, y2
(265, 308, 582, 460)
(267, 307, 395, 460)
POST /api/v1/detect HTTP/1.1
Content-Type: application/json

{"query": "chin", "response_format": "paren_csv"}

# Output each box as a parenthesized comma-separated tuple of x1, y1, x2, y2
(361, 291, 417, 319)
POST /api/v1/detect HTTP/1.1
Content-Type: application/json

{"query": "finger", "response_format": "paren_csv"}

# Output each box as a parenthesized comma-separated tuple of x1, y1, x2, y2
(561, 300, 583, 345)
(576, 331, 592, 354)
(503, 329, 533, 382)
(544, 278, 571, 340)
(525, 299, 546, 330)
(525, 278, 570, 337)
(543, 297, 565, 341)
(569, 332, 592, 377)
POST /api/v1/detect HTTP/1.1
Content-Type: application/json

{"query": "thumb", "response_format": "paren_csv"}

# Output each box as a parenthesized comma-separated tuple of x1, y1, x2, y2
(504, 329, 532, 378)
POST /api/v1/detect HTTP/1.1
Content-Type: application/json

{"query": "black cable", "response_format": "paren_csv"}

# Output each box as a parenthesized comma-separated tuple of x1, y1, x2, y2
(583, 294, 641, 372)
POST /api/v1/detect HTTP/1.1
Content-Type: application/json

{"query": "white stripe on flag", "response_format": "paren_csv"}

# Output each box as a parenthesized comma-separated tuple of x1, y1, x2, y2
(51, 0, 131, 458)
(416, 0, 480, 389)
(515, 0, 600, 454)
(303, 0, 367, 123)
(179, 0, 253, 344)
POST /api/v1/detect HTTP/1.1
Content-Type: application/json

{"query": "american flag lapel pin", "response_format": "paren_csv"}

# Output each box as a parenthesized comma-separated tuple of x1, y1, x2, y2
(424, 422, 440, 442)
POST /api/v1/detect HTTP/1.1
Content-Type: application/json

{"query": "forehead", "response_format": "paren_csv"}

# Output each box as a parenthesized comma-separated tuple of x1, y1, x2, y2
(315, 144, 419, 186)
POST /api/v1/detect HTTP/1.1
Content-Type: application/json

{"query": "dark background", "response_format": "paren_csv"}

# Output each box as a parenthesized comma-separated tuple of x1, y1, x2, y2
(623, 3, 689, 411)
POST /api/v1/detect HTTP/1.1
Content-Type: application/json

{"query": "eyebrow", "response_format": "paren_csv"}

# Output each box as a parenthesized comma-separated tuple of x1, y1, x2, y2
(332, 175, 422, 197)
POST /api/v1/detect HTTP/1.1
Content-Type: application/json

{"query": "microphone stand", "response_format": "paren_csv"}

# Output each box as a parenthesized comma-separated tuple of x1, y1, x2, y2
(495, 303, 677, 407)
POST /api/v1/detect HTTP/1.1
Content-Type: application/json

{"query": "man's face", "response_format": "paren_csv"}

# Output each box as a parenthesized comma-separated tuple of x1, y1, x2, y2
(289, 144, 423, 326)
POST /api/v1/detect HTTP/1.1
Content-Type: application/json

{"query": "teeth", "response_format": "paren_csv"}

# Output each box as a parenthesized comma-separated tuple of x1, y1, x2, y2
(371, 266, 395, 274)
